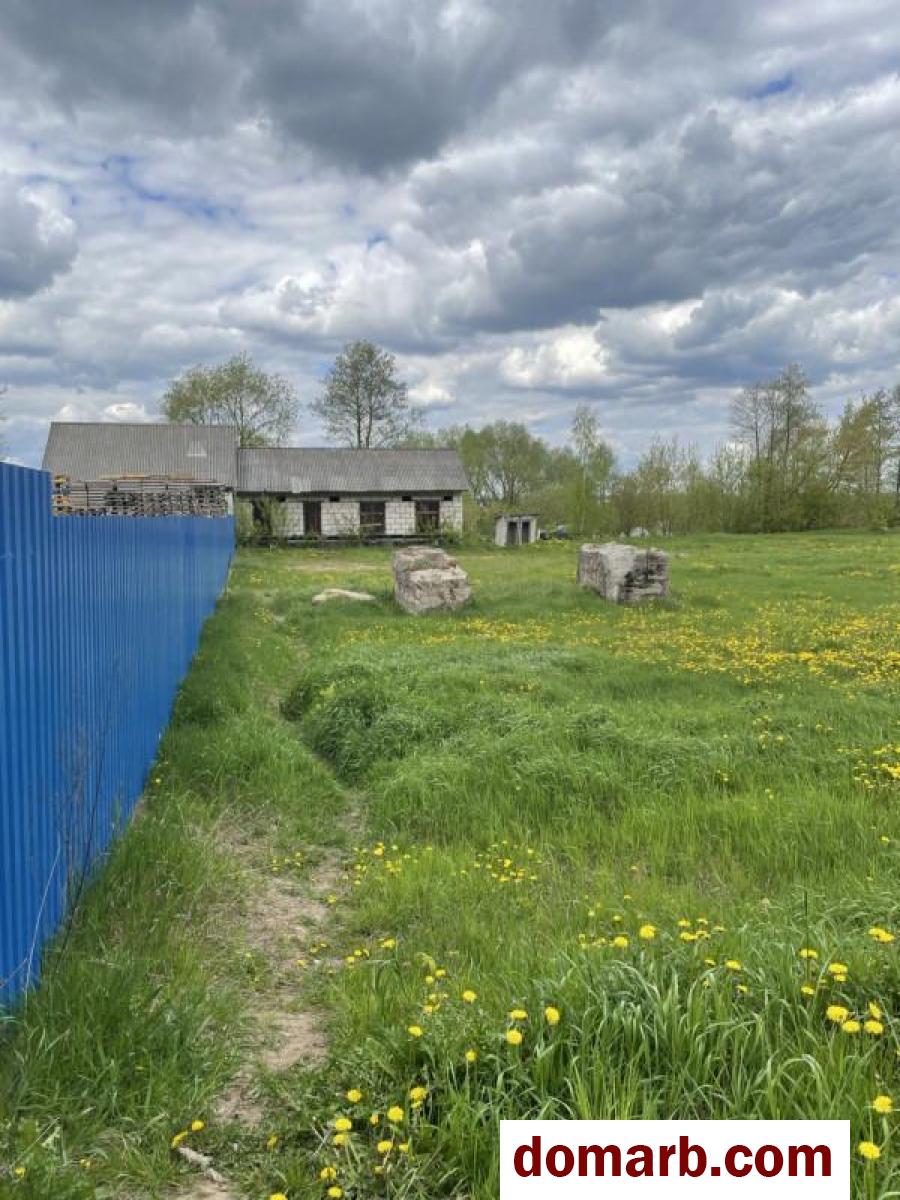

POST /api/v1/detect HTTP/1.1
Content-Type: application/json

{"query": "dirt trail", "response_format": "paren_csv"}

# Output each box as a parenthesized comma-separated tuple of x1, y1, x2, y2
(179, 839, 350, 1198)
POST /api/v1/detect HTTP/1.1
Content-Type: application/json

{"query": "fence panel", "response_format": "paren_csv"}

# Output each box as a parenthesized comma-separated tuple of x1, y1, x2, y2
(0, 462, 233, 1001)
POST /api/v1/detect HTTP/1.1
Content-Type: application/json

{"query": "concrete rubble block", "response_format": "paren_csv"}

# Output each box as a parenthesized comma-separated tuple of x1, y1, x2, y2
(577, 542, 669, 604)
(311, 588, 376, 604)
(392, 546, 472, 614)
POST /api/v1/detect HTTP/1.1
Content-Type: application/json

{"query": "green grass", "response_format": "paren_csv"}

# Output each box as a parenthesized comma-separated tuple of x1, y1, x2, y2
(3, 533, 900, 1198)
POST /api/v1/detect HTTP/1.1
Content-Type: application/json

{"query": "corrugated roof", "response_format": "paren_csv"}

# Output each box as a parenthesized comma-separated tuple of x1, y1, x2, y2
(237, 448, 468, 494)
(42, 422, 240, 487)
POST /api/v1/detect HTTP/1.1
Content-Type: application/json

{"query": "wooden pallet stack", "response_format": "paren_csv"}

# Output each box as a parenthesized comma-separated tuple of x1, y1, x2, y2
(52, 475, 229, 517)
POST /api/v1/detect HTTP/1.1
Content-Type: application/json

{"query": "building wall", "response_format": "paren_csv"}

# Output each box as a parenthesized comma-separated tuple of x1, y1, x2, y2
(282, 498, 305, 537)
(245, 492, 464, 537)
(321, 499, 360, 537)
(440, 495, 464, 533)
(386, 499, 416, 536)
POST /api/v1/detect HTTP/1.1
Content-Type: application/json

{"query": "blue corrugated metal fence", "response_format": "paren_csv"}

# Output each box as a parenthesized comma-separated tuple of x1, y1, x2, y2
(0, 461, 234, 1002)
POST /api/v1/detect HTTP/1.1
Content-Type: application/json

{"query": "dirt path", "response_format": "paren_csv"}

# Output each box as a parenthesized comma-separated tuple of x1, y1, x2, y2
(178, 828, 352, 1199)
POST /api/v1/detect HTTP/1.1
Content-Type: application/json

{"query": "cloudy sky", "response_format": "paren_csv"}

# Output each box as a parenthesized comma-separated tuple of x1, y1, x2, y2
(1, 0, 899, 468)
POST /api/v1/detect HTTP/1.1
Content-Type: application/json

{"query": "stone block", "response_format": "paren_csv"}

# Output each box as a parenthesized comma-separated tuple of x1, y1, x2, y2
(392, 547, 472, 614)
(577, 542, 669, 604)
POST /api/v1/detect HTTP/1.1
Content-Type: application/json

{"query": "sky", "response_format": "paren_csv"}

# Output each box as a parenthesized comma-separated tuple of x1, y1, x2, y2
(1, 0, 899, 469)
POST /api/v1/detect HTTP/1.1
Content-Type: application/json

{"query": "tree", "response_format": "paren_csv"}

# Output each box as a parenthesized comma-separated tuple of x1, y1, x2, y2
(312, 341, 420, 448)
(162, 353, 298, 446)
(570, 404, 615, 532)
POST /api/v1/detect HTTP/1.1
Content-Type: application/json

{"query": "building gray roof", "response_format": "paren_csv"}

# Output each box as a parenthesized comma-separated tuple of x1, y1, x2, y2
(237, 447, 468, 494)
(42, 422, 240, 487)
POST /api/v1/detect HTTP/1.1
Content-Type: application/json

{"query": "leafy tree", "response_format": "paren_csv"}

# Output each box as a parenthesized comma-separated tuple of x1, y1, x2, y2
(570, 404, 615, 532)
(162, 353, 298, 446)
(312, 341, 420, 447)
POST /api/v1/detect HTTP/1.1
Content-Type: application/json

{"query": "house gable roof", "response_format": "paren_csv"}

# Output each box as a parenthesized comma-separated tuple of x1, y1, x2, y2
(237, 447, 468, 494)
(42, 422, 240, 487)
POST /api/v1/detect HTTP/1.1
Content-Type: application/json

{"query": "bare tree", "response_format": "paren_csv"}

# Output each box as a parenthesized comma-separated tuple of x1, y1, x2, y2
(311, 341, 420, 447)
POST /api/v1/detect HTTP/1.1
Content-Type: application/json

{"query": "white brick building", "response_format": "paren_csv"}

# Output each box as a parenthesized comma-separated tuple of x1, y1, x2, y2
(237, 447, 466, 540)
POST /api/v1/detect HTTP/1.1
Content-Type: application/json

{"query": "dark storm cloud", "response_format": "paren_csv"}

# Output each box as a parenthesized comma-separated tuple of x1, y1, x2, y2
(1, 0, 900, 466)
(0, 174, 77, 297)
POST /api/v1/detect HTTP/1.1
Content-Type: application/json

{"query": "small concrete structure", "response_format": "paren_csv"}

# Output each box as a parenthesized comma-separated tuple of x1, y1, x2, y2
(392, 547, 472, 614)
(495, 514, 539, 546)
(577, 543, 669, 604)
(311, 588, 376, 604)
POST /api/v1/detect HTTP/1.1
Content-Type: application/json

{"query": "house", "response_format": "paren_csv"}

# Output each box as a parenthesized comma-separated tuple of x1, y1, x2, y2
(42, 422, 467, 538)
(494, 513, 539, 546)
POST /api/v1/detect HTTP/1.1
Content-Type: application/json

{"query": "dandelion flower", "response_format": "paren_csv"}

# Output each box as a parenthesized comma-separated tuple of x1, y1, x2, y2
(266, 1134, 278, 1150)
(407, 1025, 424, 1038)
(798, 948, 818, 960)
(380, 938, 397, 950)
(544, 1005, 561, 1026)
(724, 960, 742, 971)
(869, 1002, 883, 1020)
(509, 1008, 528, 1020)
(171, 1131, 188, 1149)
(638, 924, 657, 940)
(333, 1133, 349, 1147)
(827, 962, 848, 976)
(269, 1194, 288, 1200)
(872, 1095, 893, 1115)
(841, 1019, 861, 1034)
(465, 1048, 478, 1063)
(190, 1120, 205, 1133)
(506, 1028, 523, 1046)
(858, 1141, 881, 1161)
(327, 1188, 343, 1199)
(800, 985, 815, 997)
(612, 935, 630, 949)
(377, 1139, 393, 1154)
(369, 1112, 380, 1126)
(864, 1020, 884, 1036)
(387, 1106, 404, 1123)
(398, 1142, 410, 1153)
(320, 1166, 338, 1180)
(826, 1005, 850, 1023)
(461, 989, 477, 1003)
(346, 1089, 362, 1103)
(333, 1117, 353, 1132)
(409, 1086, 428, 1102)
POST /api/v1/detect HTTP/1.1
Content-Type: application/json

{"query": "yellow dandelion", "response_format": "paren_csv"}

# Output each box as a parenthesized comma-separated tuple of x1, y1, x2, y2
(638, 924, 657, 940)
(798, 948, 818, 960)
(407, 1025, 424, 1038)
(266, 1133, 278, 1150)
(369, 1112, 380, 1126)
(190, 1120, 205, 1133)
(612, 934, 629, 949)
(387, 1106, 404, 1123)
(509, 1008, 528, 1020)
(465, 1048, 478, 1063)
(333, 1133, 349, 1147)
(842, 1019, 861, 1034)
(544, 1005, 561, 1026)
(864, 1019, 884, 1036)
(858, 1141, 881, 1161)
(409, 1086, 427, 1102)
(333, 1117, 353, 1132)
(327, 1188, 343, 1199)
(800, 984, 815, 997)
(506, 1028, 523, 1046)
(380, 938, 397, 950)
(398, 1142, 411, 1153)
(724, 960, 742, 971)
(171, 1131, 188, 1149)
(872, 1095, 893, 1115)
(377, 1139, 393, 1154)
(869, 1002, 884, 1020)
(827, 962, 848, 976)
(319, 1166, 338, 1181)
(461, 989, 477, 1003)
(826, 1005, 850, 1023)
(346, 1088, 362, 1103)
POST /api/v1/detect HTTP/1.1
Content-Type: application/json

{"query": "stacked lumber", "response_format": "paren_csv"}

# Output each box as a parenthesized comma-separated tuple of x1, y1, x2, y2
(52, 475, 229, 517)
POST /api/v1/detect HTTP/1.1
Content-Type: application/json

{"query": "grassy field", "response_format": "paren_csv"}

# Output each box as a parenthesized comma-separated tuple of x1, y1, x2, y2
(2, 532, 900, 1198)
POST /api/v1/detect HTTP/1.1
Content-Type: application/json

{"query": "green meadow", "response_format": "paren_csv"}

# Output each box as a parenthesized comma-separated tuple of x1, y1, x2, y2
(2, 533, 900, 1199)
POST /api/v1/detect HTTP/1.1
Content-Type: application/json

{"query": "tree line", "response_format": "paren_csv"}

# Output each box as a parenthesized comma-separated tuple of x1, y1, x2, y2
(160, 344, 900, 535)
